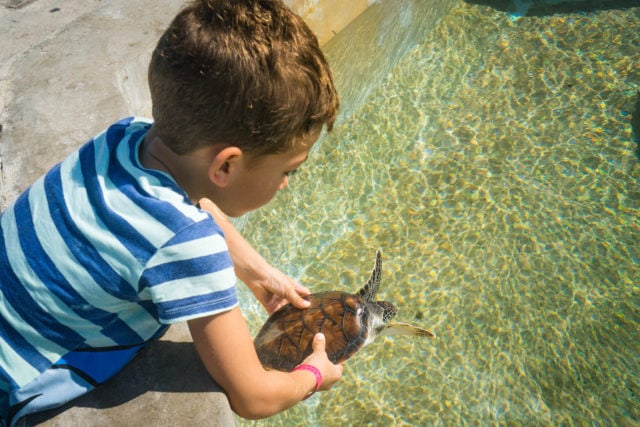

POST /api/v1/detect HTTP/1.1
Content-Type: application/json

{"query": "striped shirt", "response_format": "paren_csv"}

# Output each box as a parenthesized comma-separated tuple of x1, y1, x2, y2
(0, 117, 238, 393)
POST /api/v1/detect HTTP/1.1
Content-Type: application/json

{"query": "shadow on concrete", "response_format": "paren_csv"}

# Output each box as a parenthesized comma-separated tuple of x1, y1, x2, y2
(25, 339, 232, 426)
(463, 0, 640, 16)
(0, 0, 37, 8)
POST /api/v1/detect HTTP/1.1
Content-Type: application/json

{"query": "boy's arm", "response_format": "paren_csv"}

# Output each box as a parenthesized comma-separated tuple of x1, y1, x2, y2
(198, 198, 310, 314)
(188, 307, 343, 419)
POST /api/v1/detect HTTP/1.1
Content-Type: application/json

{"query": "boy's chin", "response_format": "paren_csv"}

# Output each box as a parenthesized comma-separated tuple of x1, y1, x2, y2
(224, 207, 250, 218)
(226, 211, 245, 218)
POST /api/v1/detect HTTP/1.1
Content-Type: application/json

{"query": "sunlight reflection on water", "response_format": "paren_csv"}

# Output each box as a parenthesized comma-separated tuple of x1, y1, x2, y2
(237, 2, 640, 426)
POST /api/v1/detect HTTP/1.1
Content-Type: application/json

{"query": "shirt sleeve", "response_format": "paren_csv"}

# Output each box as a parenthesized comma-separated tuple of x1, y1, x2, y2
(138, 218, 239, 324)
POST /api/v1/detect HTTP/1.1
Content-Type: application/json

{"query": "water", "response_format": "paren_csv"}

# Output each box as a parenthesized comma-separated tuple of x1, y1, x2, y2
(237, 2, 640, 425)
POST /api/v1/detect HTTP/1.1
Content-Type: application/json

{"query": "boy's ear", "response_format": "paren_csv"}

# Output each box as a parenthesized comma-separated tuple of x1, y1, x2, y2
(208, 146, 243, 187)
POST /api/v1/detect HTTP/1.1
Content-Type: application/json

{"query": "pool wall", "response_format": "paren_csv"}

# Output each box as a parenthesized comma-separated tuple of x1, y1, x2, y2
(323, 0, 459, 123)
(284, 0, 373, 45)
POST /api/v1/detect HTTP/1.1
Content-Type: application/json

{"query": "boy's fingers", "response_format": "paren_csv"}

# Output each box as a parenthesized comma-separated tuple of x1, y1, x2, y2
(283, 281, 310, 309)
(295, 282, 311, 297)
(288, 291, 311, 309)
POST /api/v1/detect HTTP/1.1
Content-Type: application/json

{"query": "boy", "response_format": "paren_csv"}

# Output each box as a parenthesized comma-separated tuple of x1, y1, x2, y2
(0, 0, 343, 424)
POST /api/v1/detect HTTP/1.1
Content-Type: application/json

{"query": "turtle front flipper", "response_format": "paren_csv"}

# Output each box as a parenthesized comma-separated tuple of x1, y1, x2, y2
(380, 322, 436, 338)
(357, 250, 382, 302)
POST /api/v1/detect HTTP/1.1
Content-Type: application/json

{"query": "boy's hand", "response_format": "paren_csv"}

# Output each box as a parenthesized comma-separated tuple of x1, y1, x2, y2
(246, 264, 311, 314)
(198, 198, 311, 314)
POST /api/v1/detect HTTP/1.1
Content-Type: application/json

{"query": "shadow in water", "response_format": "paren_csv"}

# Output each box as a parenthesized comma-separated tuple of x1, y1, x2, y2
(632, 91, 640, 161)
(463, 0, 640, 16)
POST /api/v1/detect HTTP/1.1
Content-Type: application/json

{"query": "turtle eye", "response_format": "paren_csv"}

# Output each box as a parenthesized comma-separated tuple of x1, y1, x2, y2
(382, 303, 397, 323)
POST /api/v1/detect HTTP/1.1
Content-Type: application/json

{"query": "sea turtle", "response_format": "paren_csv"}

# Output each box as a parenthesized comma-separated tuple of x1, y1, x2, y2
(254, 250, 436, 371)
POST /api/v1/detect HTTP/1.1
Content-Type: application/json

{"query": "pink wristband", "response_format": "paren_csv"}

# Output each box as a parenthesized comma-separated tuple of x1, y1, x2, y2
(293, 364, 323, 400)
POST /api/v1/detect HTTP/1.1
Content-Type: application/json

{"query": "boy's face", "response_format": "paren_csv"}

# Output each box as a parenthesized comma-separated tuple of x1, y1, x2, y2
(220, 129, 320, 217)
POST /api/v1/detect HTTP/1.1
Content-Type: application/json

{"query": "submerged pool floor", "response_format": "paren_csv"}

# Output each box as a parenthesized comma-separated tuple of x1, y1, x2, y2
(239, 3, 639, 426)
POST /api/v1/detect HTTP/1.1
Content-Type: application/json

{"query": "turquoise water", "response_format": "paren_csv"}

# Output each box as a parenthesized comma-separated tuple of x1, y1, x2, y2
(237, 2, 640, 425)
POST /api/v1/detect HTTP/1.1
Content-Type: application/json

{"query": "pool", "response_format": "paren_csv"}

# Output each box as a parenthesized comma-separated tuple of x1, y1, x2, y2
(237, 1, 640, 426)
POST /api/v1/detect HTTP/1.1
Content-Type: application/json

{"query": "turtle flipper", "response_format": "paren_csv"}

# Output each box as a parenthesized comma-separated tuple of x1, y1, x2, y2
(380, 321, 436, 338)
(357, 250, 382, 302)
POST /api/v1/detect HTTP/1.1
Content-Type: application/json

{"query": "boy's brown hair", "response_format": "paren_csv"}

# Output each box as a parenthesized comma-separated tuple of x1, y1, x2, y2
(148, 0, 339, 156)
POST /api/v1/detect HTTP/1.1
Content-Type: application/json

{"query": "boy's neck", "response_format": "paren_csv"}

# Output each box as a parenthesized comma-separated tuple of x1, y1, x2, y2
(143, 135, 176, 177)
(140, 127, 214, 204)
(140, 128, 175, 176)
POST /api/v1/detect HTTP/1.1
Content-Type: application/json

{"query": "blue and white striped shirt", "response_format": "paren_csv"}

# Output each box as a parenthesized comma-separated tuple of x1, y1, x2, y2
(0, 117, 238, 393)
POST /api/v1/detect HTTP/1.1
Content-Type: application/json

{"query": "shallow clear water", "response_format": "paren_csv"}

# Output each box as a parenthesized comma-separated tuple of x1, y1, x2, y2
(237, 3, 640, 426)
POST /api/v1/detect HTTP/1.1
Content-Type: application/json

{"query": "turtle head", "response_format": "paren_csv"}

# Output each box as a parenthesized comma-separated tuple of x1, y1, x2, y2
(377, 301, 397, 323)
(367, 300, 397, 338)
(362, 300, 397, 345)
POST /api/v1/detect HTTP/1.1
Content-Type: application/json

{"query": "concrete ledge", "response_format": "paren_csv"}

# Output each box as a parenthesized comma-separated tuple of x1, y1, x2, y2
(0, 0, 185, 208)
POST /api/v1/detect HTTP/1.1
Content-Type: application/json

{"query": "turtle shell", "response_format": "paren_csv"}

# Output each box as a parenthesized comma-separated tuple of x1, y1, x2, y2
(254, 291, 370, 372)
